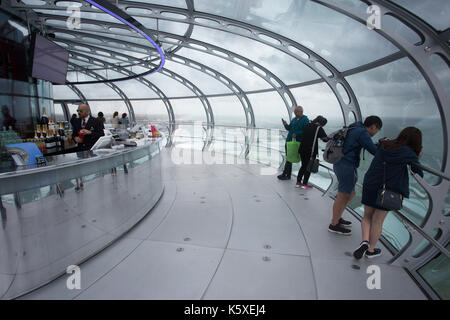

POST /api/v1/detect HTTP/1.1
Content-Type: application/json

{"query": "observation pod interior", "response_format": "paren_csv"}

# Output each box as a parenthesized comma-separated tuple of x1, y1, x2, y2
(0, 0, 448, 301)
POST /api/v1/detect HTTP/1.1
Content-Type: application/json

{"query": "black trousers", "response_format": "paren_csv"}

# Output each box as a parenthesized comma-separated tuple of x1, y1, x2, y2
(298, 148, 313, 185)
(282, 143, 294, 177)
(282, 143, 314, 184)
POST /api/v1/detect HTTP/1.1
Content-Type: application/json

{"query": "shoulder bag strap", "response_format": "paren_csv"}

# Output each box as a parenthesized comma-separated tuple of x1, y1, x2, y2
(309, 125, 321, 161)
(381, 150, 387, 193)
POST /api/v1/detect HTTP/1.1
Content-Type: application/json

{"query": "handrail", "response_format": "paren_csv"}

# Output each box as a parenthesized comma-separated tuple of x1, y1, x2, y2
(171, 134, 284, 153)
(413, 162, 450, 181)
(137, 120, 287, 132)
(389, 210, 450, 261)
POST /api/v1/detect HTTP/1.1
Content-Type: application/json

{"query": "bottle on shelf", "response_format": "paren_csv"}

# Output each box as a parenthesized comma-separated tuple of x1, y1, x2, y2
(42, 124, 48, 139)
(45, 128, 57, 153)
(40, 106, 49, 126)
(36, 124, 41, 139)
(58, 121, 66, 151)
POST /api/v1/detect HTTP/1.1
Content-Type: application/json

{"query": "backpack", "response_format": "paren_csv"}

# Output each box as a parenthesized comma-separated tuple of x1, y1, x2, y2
(322, 126, 358, 164)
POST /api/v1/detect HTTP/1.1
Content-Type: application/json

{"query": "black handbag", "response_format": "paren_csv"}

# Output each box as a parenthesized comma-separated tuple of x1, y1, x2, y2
(306, 158, 319, 173)
(306, 125, 320, 174)
(375, 158, 403, 211)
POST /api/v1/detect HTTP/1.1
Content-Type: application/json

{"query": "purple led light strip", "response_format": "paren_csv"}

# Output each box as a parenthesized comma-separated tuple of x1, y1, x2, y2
(83, 0, 165, 73)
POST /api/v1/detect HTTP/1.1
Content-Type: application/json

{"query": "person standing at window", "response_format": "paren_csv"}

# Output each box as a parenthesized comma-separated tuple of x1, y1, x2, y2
(120, 113, 129, 129)
(296, 115, 329, 189)
(353, 127, 424, 259)
(277, 106, 310, 180)
(111, 111, 120, 129)
(97, 111, 106, 125)
(328, 116, 383, 236)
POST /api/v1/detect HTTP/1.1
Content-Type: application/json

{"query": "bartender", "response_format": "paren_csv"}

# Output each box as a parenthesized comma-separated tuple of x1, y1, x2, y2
(72, 104, 105, 151)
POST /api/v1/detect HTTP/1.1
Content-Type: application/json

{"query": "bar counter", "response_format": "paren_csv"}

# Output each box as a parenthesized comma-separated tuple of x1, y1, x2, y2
(0, 138, 164, 299)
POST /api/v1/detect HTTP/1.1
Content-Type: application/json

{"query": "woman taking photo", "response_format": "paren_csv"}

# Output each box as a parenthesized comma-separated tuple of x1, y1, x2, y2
(353, 127, 424, 259)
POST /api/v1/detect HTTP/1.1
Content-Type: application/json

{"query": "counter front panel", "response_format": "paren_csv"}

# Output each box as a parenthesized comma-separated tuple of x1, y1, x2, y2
(0, 138, 164, 299)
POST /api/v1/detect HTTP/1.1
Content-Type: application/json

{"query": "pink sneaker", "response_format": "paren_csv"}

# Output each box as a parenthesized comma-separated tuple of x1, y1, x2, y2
(301, 185, 312, 190)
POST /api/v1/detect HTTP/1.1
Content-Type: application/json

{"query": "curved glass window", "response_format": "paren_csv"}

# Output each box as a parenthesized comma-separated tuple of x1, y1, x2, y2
(190, 26, 321, 84)
(74, 83, 121, 99)
(194, 0, 398, 71)
(53, 85, 80, 100)
(177, 48, 272, 91)
(207, 96, 246, 126)
(170, 98, 207, 123)
(247, 91, 289, 128)
(83, 100, 129, 122)
(114, 79, 159, 99)
(66, 71, 96, 83)
(290, 83, 344, 133)
(0, 79, 33, 96)
(132, 100, 170, 124)
(133, 17, 190, 36)
(162, 61, 232, 95)
(130, 0, 187, 8)
(346, 58, 444, 177)
(142, 72, 195, 98)
(391, 0, 450, 31)
(54, 102, 66, 122)
(430, 54, 450, 98)
(417, 243, 450, 300)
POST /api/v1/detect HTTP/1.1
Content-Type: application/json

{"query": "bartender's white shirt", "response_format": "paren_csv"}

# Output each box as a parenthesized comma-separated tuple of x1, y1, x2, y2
(81, 115, 90, 128)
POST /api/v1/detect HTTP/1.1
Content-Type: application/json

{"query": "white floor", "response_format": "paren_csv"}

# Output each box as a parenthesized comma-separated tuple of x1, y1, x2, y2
(20, 148, 426, 300)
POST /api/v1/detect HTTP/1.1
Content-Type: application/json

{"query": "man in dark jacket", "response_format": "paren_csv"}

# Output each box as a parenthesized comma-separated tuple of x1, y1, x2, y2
(278, 106, 310, 180)
(73, 104, 105, 151)
(329, 116, 383, 235)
